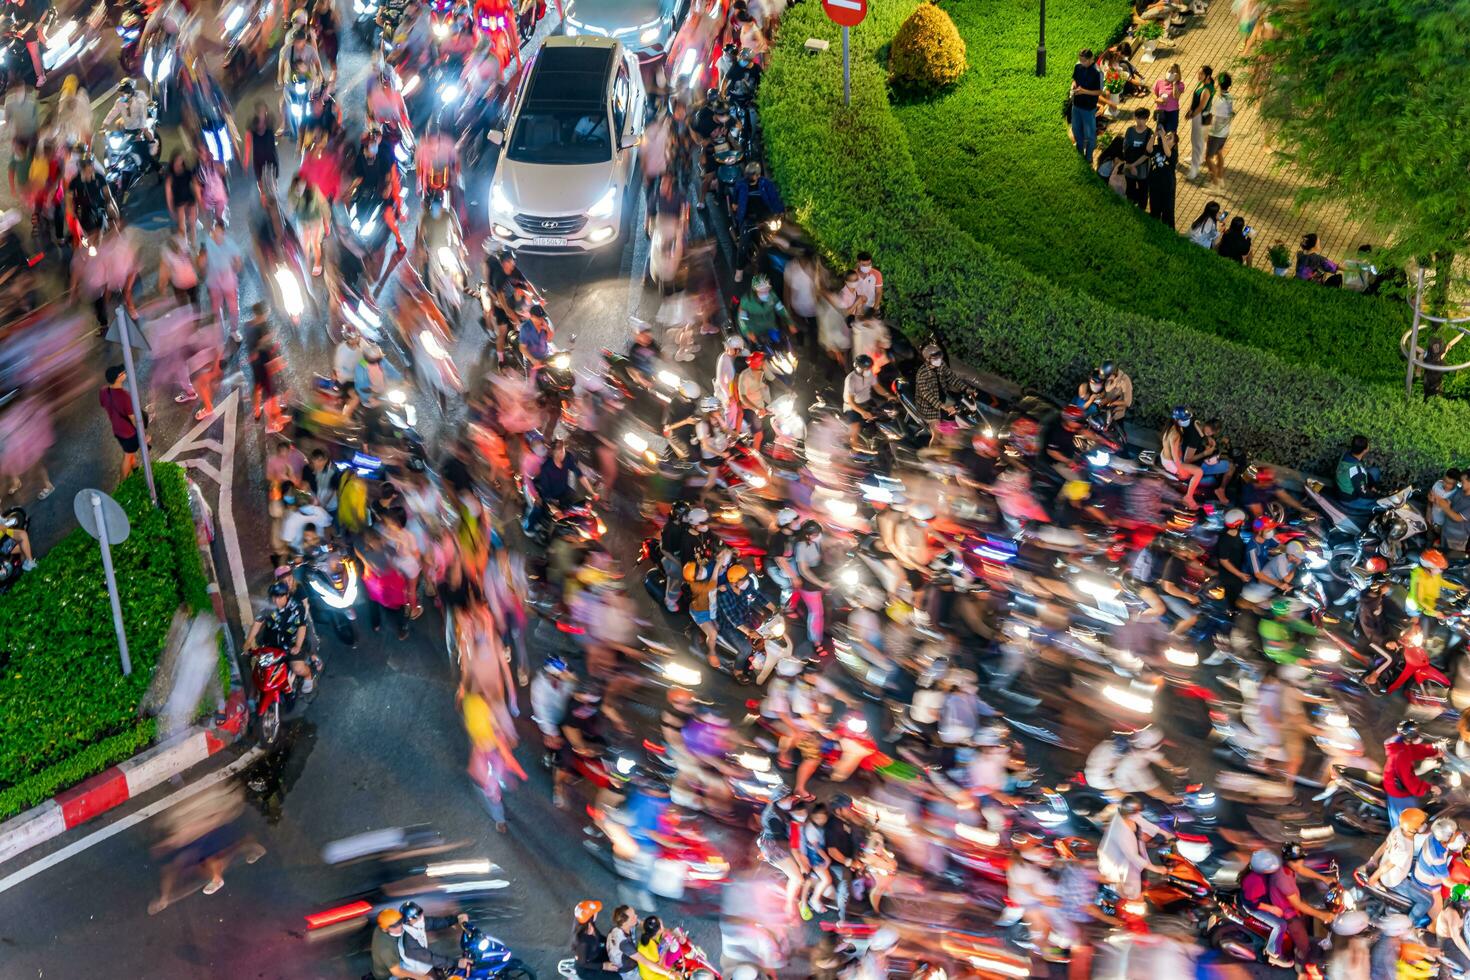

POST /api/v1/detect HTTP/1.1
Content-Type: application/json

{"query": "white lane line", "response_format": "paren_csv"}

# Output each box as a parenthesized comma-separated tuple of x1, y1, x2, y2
(178, 458, 224, 487)
(0, 748, 264, 896)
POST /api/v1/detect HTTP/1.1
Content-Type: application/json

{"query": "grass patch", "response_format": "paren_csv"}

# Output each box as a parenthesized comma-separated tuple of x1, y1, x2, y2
(884, 0, 1411, 388)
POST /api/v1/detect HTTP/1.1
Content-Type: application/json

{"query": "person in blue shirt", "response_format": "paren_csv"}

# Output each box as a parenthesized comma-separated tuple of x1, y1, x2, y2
(351, 343, 403, 411)
(733, 162, 784, 235)
(518, 303, 554, 367)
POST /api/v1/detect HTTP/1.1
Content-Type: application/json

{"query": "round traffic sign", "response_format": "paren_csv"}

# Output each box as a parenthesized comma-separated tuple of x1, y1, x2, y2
(822, 0, 867, 28)
(74, 488, 131, 544)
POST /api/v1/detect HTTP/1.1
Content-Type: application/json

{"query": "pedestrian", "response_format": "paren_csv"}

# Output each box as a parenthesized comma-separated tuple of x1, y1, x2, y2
(1184, 64, 1215, 181)
(1121, 108, 1153, 209)
(99, 364, 144, 480)
(358, 526, 412, 638)
(247, 309, 288, 432)
(1204, 72, 1234, 186)
(158, 229, 200, 308)
(463, 689, 526, 833)
(0, 394, 54, 501)
(202, 218, 244, 343)
(1069, 48, 1103, 166)
(184, 306, 224, 421)
(290, 174, 329, 277)
(1146, 112, 1178, 228)
(1216, 216, 1252, 264)
(1152, 63, 1183, 133)
(1421, 336, 1447, 399)
(164, 151, 202, 247)
(243, 102, 279, 194)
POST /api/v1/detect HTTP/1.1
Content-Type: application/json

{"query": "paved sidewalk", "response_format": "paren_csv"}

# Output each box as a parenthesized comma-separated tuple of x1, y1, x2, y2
(1118, 0, 1387, 271)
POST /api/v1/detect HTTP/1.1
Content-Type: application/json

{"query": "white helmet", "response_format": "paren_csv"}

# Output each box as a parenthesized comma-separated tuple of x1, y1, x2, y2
(1249, 848, 1282, 874)
(908, 503, 936, 522)
(698, 397, 721, 414)
(776, 507, 800, 527)
(679, 380, 700, 400)
(1378, 914, 1412, 937)
(775, 657, 802, 678)
(686, 508, 709, 526)
(1433, 817, 1459, 843)
(1285, 540, 1307, 559)
(1223, 508, 1246, 528)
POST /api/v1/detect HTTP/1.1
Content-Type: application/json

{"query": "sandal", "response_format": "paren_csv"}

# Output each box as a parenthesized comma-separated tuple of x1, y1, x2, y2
(36, 485, 53, 500)
(202, 879, 224, 895)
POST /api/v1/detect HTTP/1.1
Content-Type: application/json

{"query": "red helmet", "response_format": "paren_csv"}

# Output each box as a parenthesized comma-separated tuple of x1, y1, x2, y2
(1364, 556, 1389, 574)
(1251, 465, 1276, 486)
(1252, 516, 1278, 534)
(1062, 405, 1086, 422)
(747, 351, 766, 370)
(1421, 548, 1449, 571)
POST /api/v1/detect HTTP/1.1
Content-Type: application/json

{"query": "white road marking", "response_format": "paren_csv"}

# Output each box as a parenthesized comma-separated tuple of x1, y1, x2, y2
(159, 391, 251, 627)
(0, 748, 264, 896)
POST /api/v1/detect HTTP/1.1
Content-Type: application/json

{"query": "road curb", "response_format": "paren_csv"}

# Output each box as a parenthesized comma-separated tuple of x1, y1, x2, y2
(0, 691, 247, 868)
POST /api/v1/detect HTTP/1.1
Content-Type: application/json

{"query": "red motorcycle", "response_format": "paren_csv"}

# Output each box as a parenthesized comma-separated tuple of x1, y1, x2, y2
(251, 645, 297, 747)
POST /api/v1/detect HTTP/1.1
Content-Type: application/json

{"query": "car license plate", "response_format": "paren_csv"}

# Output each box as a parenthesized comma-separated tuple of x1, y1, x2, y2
(532, 236, 567, 247)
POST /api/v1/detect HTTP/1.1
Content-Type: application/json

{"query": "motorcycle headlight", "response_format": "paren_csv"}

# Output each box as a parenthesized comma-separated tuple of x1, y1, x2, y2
(622, 431, 649, 453)
(438, 82, 462, 104)
(157, 50, 174, 80)
(550, 352, 570, 371)
(108, 133, 126, 150)
(587, 186, 618, 219)
(432, 19, 449, 38)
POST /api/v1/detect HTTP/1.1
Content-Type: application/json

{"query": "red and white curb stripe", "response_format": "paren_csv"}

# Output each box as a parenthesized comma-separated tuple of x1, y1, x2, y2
(0, 691, 246, 868)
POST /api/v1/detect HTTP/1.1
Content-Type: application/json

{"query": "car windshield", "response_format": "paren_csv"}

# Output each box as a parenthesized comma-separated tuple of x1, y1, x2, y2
(507, 106, 611, 165)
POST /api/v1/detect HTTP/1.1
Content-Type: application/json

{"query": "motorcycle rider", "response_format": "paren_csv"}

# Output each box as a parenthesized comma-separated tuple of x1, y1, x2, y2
(409, 189, 462, 290)
(278, 9, 324, 86)
(1258, 596, 1317, 665)
(1240, 849, 1291, 968)
(1083, 728, 1181, 805)
(397, 901, 472, 977)
(1365, 808, 1432, 926)
(1335, 433, 1381, 521)
(1097, 794, 1169, 900)
(914, 343, 975, 432)
(245, 581, 317, 693)
(1263, 841, 1336, 970)
(715, 563, 776, 675)
(484, 249, 534, 359)
(104, 79, 160, 169)
(1384, 720, 1442, 828)
(1410, 548, 1449, 625)
(1407, 818, 1464, 928)
(842, 354, 894, 452)
(736, 274, 791, 349)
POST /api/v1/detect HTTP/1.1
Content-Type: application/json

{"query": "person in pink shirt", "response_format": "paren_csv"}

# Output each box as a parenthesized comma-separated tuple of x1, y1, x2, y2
(1153, 63, 1183, 134)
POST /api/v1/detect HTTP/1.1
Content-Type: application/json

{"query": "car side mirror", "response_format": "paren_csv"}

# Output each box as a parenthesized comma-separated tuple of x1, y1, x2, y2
(619, 132, 641, 150)
(486, 129, 503, 146)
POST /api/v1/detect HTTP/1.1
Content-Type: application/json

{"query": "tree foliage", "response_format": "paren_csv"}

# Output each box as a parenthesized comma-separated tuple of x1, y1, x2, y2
(1250, 0, 1470, 263)
(888, 2, 968, 93)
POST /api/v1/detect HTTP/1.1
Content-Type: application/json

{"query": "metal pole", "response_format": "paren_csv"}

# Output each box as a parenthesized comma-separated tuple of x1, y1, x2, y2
(92, 492, 133, 677)
(1036, 0, 1047, 76)
(115, 308, 157, 506)
(842, 26, 850, 106)
(1406, 268, 1426, 399)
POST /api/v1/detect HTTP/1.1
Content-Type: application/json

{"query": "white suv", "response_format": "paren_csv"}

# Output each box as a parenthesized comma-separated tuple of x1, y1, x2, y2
(487, 36, 646, 253)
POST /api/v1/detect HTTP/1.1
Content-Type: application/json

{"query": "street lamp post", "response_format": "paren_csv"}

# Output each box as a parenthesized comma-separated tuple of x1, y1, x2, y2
(1036, 0, 1047, 76)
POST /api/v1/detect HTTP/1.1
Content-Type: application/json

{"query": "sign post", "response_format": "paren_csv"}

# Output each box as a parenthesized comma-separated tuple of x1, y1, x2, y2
(1036, 0, 1047, 76)
(821, 0, 867, 106)
(74, 488, 134, 677)
(106, 306, 157, 507)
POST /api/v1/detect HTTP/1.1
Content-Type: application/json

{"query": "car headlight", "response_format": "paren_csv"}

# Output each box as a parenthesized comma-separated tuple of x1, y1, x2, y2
(588, 186, 617, 219)
(490, 182, 512, 216)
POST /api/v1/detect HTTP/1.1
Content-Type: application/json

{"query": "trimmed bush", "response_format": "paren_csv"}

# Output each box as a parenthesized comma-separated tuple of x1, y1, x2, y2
(888, 2, 968, 93)
(759, 0, 1470, 484)
(0, 463, 209, 818)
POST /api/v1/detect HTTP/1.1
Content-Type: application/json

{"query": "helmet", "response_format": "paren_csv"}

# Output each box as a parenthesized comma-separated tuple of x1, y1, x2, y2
(750, 274, 771, 291)
(1223, 508, 1246, 529)
(698, 396, 720, 414)
(1249, 849, 1282, 874)
(854, 354, 874, 370)
(1098, 361, 1117, 379)
(1433, 818, 1459, 843)
(908, 503, 935, 522)
(575, 900, 602, 924)
(747, 351, 766, 371)
(704, 86, 720, 102)
(1118, 794, 1144, 815)
(377, 909, 403, 929)
(1281, 841, 1305, 863)
(61, 74, 78, 97)
(1364, 556, 1389, 574)
(724, 334, 747, 351)
(671, 500, 691, 521)
(1252, 516, 1279, 534)
(1332, 910, 1370, 936)
(268, 581, 290, 598)
(679, 380, 700, 400)
(729, 966, 761, 980)
(1397, 719, 1421, 739)
(1171, 406, 1193, 425)
(1453, 884, 1470, 909)
(776, 507, 799, 527)
(1250, 465, 1276, 486)
(1269, 598, 1294, 617)
(1277, 663, 1311, 685)
(400, 901, 424, 921)
(1061, 480, 1091, 503)
(1130, 727, 1163, 751)
(1284, 540, 1306, 559)
(973, 724, 1008, 747)
(743, 162, 762, 179)
(727, 564, 749, 583)
(292, 8, 308, 24)
(120, 78, 136, 93)
(776, 657, 802, 677)
(1421, 548, 1448, 571)
(1400, 808, 1428, 833)
(1061, 404, 1086, 422)
(686, 508, 709, 525)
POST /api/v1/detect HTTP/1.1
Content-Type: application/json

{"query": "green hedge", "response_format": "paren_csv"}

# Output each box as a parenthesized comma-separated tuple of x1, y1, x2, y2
(883, 0, 1413, 390)
(0, 463, 210, 819)
(760, 0, 1470, 483)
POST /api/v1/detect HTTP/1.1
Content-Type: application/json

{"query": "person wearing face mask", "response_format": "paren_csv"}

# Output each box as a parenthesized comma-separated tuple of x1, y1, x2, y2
(724, 46, 763, 95)
(1152, 63, 1183, 133)
(914, 343, 975, 431)
(852, 252, 883, 314)
(409, 189, 461, 288)
(1409, 818, 1464, 928)
(843, 354, 894, 451)
(737, 274, 792, 348)
(1158, 405, 1207, 509)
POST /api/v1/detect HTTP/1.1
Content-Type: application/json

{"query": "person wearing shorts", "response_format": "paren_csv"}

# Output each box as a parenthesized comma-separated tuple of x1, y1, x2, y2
(99, 364, 143, 479)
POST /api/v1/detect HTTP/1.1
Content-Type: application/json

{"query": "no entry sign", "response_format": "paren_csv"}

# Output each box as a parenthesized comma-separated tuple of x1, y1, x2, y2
(822, 0, 867, 28)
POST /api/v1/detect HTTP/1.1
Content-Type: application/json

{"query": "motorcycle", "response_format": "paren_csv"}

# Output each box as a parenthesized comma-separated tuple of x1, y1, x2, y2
(297, 544, 359, 646)
(102, 105, 161, 208)
(1207, 867, 1345, 967)
(347, 181, 393, 257)
(1313, 751, 1462, 835)
(250, 645, 300, 746)
(284, 73, 315, 143)
(426, 230, 470, 319)
(0, 506, 29, 594)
